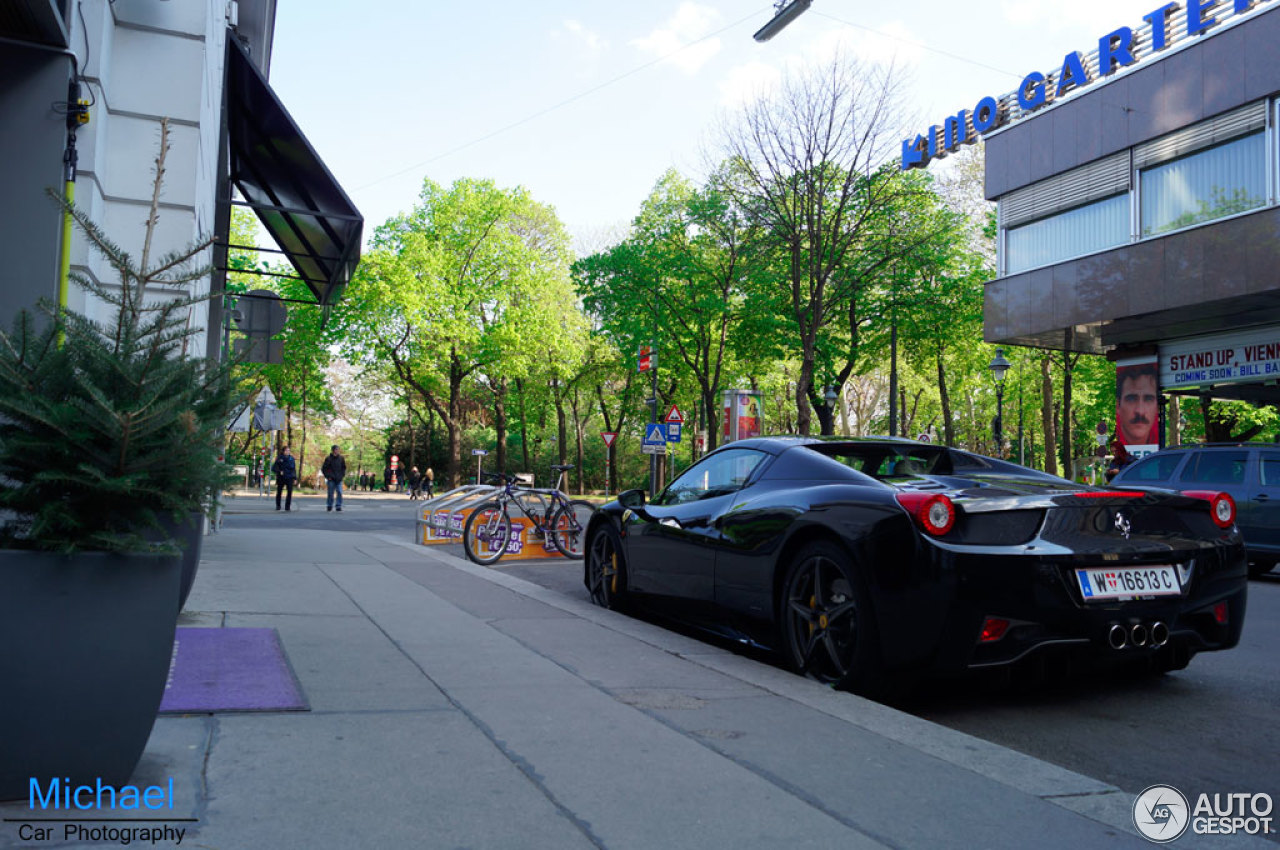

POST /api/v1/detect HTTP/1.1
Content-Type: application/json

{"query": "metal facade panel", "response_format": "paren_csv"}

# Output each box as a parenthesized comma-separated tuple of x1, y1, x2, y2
(0, 45, 69, 327)
(986, 5, 1280, 196)
(987, 207, 1280, 351)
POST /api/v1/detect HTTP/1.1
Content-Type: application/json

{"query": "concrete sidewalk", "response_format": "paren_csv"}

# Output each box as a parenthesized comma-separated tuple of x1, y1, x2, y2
(3, 509, 1265, 848)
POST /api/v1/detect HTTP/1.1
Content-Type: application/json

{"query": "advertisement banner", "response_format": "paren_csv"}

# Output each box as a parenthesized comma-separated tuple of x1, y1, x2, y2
(721, 389, 762, 442)
(1115, 355, 1159, 459)
(1160, 325, 1280, 391)
(736, 392, 761, 440)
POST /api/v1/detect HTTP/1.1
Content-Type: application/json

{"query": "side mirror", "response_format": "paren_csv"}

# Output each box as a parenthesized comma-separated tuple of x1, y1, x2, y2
(618, 488, 647, 510)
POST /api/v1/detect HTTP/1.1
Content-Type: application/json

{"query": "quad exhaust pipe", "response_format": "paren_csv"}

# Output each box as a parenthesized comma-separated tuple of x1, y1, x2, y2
(1108, 621, 1169, 650)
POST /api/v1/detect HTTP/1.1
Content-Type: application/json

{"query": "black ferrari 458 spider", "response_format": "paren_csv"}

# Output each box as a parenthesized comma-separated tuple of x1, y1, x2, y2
(583, 437, 1248, 694)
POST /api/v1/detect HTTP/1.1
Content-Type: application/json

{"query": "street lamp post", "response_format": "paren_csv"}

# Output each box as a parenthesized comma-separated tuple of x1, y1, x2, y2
(822, 386, 838, 436)
(989, 348, 1012, 457)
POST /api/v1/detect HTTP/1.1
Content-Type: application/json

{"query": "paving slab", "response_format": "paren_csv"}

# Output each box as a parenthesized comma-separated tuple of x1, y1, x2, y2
(224, 613, 453, 713)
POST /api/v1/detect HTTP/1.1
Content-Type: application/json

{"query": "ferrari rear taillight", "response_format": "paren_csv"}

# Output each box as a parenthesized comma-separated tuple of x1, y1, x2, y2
(979, 617, 1009, 642)
(895, 492, 956, 536)
(1183, 490, 1236, 528)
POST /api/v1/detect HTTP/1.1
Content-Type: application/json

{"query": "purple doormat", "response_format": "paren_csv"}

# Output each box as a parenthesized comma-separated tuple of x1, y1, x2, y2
(159, 628, 308, 714)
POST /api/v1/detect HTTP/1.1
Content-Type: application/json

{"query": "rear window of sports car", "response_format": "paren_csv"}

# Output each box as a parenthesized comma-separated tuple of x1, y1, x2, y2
(809, 445, 954, 479)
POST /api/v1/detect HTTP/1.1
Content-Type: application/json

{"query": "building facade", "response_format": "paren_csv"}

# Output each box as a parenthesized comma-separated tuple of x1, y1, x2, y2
(975, 0, 1280, 453)
(0, 0, 360, 360)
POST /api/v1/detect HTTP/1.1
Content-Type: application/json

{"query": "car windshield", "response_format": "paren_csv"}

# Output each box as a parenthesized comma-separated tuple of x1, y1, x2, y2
(654, 448, 769, 506)
(808, 444, 952, 480)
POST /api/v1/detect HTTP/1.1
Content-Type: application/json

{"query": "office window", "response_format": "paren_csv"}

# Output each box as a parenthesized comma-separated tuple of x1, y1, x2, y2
(1140, 132, 1267, 236)
(1005, 194, 1128, 274)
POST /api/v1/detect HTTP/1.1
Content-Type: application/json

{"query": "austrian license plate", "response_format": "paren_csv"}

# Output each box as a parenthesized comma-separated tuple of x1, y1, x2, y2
(1076, 565, 1181, 601)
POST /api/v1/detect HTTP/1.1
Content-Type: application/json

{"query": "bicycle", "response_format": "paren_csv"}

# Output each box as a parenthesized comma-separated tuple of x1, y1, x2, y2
(462, 464, 597, 565)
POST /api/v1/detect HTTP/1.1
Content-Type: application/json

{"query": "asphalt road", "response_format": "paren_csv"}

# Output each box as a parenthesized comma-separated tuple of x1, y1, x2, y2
(226, 496, 1280, 835)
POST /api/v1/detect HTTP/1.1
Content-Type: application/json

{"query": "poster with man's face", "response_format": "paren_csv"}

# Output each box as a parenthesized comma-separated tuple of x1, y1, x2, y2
(1115, 356, 1159, 456)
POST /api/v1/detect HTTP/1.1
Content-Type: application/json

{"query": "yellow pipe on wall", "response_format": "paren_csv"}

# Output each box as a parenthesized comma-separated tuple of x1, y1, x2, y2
(58, 179, 74, 312)
(56, 179, 74, 346)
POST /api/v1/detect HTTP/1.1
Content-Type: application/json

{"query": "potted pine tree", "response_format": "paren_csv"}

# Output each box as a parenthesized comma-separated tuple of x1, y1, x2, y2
(0, 121, 235, 800)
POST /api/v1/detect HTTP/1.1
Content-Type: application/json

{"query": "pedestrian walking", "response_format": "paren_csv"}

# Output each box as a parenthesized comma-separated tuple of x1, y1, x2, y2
(409, 466, 422, 500)
(424, 466, 434, 498)
(383, 464, 392, 492)
(271, 445, 296, 511)
(322, 444, 347, 512)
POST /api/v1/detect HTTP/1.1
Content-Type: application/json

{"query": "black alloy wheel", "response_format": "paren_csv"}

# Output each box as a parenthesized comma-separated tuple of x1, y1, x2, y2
(586, 522, 628, 610)
(780, 540, 881, 693)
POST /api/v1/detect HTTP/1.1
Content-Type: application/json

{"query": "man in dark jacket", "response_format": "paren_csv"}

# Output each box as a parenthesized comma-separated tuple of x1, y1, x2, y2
(271, 446, 297, 511)
(322, 445, 347, 512)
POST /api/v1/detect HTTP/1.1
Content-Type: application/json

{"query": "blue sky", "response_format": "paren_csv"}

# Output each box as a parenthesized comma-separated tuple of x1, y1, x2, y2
(267, 0, 1161, 248)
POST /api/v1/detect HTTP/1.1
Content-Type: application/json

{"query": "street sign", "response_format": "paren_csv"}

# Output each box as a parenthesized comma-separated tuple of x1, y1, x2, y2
(472, 449, 488, 455)
(666, 422, 682, 442)
(601, 432, 618, 448)
(642, 443, 667, 455)
(664, 405, 684, 424)
(637, 345, 654, 373)
(643, 423, 667, 446)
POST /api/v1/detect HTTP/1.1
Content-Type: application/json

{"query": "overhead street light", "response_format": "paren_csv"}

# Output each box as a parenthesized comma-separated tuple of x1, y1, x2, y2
(753, 0, 813, 42)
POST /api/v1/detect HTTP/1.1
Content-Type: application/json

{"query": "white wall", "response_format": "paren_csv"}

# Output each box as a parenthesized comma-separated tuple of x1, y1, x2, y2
(65, 0, 232, 356)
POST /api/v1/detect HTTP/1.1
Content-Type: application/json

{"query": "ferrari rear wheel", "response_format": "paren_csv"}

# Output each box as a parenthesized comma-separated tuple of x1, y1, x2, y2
(586, 522, 629, 611)
(780, 541, 881, 694)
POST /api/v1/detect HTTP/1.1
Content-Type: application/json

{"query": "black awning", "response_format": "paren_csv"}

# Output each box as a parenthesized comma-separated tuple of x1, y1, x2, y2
(225, 34, 362, 307)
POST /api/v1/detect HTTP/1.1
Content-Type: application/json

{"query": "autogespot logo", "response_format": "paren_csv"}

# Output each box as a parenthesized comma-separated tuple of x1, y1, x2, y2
(1134, 785, 1190, 843)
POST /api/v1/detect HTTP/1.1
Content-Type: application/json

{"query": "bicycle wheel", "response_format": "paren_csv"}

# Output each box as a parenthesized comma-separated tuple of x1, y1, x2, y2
(549, 499, 596, 560)
(463, 501, 512, 565)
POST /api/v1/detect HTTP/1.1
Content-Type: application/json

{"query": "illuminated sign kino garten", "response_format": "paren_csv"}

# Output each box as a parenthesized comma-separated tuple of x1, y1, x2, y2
(901, 0, 1275, 170)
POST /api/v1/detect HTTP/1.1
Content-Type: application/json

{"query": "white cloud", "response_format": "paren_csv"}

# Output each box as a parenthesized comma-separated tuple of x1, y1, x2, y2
(807, 21, 925, 70)
(718, 61, 781, 107)
(561, 19, 606, 56)
(631, 3, 723, 75)
(1002, 0, 1157, 29)
(716, 18, 923, 107)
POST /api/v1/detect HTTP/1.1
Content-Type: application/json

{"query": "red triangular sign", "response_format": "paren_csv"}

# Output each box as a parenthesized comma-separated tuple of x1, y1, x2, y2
(601, 431, 618, 447)
(664, 405, 684, 424)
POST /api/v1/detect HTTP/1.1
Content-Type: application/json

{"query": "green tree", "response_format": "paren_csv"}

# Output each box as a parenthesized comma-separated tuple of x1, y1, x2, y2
(338, 178, 578, 487)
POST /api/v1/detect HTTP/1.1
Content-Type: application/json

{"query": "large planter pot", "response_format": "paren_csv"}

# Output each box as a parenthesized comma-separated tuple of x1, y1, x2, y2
(0, 550, 181, 801)
(159, 512, 205, 611)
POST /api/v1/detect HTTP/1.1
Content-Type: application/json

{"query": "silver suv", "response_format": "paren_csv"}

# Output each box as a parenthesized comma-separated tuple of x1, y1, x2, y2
(1112, 443, 1280, 578)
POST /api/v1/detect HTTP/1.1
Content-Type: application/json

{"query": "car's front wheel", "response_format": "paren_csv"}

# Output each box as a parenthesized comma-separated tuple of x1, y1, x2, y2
(585, 522, 629, 611)
(780, 540, 882, 695)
